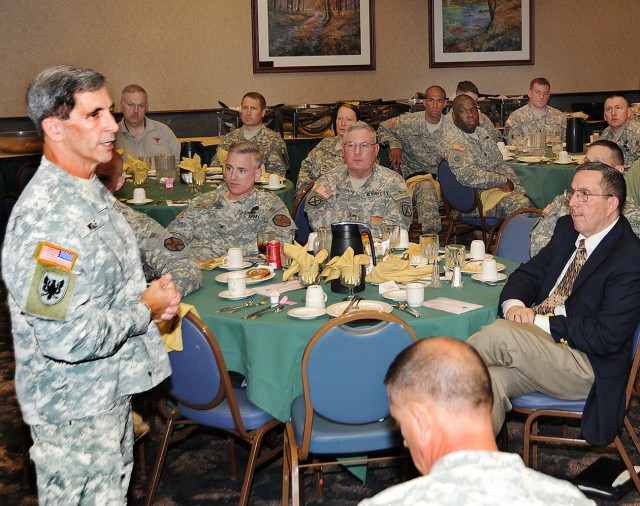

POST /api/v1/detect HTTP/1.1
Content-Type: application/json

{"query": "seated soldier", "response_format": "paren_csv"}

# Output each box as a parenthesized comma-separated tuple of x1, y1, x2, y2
(601, 93, 640, 169)
(443, 80, 502, 143)
(168, 141, 296, 259)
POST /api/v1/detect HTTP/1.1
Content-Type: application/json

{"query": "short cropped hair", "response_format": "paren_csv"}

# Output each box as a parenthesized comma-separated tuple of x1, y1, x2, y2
(342, 121, 377, 143)
(589, 139, 625, 167)
(530, 77, 550, 89)
(456, 81, 480, 96)
(604, 93, 629, 106)
(576, 161, 626, 209)
(425, 85, 447, 98)
(227, 141, 264, 170)
(242, 92, 267, 110)
(27, 65, 106, 137)
(121, 84, 148, 102)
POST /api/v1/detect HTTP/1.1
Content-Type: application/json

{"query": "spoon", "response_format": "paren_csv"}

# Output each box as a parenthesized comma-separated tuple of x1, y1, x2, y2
(216, 299, 254, 313)
(396, 302, 421, 318)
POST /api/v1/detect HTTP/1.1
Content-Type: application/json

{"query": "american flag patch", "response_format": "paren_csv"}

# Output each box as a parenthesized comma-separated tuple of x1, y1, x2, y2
(35, 242, 77, 271)
(542, 202, 554, 215)
(315, 185, 332, 199)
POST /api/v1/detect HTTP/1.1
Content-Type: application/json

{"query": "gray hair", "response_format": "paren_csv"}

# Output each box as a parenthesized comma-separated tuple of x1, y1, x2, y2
(227, 141, 264, 170)
(342, 120, 376, 144)
(27, 65, 107, 137)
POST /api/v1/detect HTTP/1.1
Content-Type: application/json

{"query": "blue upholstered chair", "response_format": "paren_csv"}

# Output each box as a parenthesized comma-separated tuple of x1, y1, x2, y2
(145, 312, 281, 506)
(493, 208, 544, 263)
(292, 181, 314, 245)
(282, 311, 418, 506)
(509, 322, 640, 494)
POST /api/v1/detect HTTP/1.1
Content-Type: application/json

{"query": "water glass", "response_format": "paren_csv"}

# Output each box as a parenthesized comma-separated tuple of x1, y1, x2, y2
(419, 234, 439, 263)
(445, 244, 465, 272)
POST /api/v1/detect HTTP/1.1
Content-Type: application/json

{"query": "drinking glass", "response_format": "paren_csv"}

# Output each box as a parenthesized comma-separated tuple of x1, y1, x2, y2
(257, 231, 276, 256)
(551, 140, 564, 159)
(340, 264, 362, 301)
(133, 166, 148, 187)
(445, 244, 466, 272)
(419, 234, 439, 263)
(382, 224, 400, 251)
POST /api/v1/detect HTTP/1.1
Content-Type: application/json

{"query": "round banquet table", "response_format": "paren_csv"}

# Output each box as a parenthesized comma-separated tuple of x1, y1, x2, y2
(183, 259, 518, 421)
(115, 178, 295, 227)
(511, 160, 576, 209)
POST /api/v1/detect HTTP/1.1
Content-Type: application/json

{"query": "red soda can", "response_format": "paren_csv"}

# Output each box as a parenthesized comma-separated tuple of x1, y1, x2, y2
(266, 240, 282, 269)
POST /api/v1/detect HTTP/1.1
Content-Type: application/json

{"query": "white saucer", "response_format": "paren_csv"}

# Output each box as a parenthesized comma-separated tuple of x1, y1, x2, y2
(126, 198, 153, 205)
(215, 268, 275, 284)
(218, 288, 257, 300)
(554, 159, 575, 165)
(461, 261, 506, 274)
(465, 253, 494, 261)
(326, 300, 393, 317)
(382, 289, 407, 302)
(264, 184, 286, 190)
(219, 261, 253, 270)
(287, 307, 327, 319)
(471, 273, 508, 282)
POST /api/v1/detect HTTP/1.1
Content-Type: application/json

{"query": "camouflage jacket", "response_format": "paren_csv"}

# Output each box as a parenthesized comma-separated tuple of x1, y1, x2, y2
(505, 105, 567, 142)
(443, 110, 503, 143)
(602, 119, 640, 169)
(296, 136, 344, 195)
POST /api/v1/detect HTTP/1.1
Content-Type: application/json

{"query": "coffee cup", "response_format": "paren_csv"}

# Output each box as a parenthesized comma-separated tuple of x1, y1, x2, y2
(469, 240, 486, 261)
(268, 173, 280, 188)
(398, 229, 410, 249)
(305, 285, 327, 308)
(222, 247, 244, 269)
(481, 258, 499, 281)
(405, 282, 425, 308)
(496, 141, 506, 149)
(132, 188, 147, 204)
(227, 271, 247, 296)
(558, 150, 571, 163)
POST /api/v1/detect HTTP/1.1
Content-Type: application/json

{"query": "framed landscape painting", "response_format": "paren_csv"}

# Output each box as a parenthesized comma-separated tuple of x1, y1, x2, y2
(252, 0, 375, 73)
(429, 0, 534, 68)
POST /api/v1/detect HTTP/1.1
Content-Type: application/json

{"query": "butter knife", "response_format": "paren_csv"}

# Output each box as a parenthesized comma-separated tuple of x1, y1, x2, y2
(242, 304, 281, 320)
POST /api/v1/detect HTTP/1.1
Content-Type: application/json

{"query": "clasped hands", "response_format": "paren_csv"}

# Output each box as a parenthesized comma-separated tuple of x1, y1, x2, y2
(141, 273, 181, 323)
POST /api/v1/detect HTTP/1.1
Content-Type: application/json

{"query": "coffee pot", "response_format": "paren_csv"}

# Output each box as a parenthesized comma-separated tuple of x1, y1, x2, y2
(566, 117, 587, 153)
(329, 221, 376, 294)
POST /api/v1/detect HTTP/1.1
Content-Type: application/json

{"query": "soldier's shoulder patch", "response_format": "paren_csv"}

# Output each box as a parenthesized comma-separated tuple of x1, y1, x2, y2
(391, 190, 410, 201)
(451, 144, 466, 152)
(25, 262, 77, 321)
(401, 201, 413, 217)
(542, 202, 554, 215)
(35, 242, 77, 271)
(448, 148, 466, 166)
(164, 237, 185, 251)
(314, 185, 332, 199)
(273, 214, 292, 227)
(388, 117, 398, 128)
(307, 193, 325, 207)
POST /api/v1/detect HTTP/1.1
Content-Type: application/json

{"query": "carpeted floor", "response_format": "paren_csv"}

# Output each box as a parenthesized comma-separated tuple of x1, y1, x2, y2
(2, 275, 640, 505)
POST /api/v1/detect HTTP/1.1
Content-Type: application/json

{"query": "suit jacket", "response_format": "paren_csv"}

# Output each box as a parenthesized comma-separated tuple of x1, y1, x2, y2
(500, 215, 640, 445)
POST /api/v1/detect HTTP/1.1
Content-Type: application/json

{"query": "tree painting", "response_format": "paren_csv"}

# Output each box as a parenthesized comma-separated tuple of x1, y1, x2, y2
(267, 0, 362, 57)
(442, 0, 522, 53)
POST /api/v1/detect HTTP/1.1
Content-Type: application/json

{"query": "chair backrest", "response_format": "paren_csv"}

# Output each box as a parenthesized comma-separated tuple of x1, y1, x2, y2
(292, 181, 314, 244)
(438, 160, 477, 214)
(302, 311, 418, 425)
(624, 322, 640, 409)
(494, 208, 544, 262)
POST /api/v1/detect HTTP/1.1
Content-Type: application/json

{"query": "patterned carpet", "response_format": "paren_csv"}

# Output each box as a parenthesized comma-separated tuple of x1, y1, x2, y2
(1, 272, 640, 505)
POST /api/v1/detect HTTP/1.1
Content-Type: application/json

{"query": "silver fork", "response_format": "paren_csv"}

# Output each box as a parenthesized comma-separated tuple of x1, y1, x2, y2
(247, 304, 285, 320)
(215, 299, 255, 313)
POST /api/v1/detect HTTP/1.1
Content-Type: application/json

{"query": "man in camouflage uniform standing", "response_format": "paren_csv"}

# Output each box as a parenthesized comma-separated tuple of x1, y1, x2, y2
(210, 92, 289, 178)
(439, 95, 532, 220)
(2, 66, 180, 504)
(168, 141, 296, 259)
(601, 94, 640, 169)
(95, 152, 203, 296)
(378, 86, 447, 234)
(305, 122, 413, 231)
(530, 140, 640, 256)
(505, 77, 567, 142)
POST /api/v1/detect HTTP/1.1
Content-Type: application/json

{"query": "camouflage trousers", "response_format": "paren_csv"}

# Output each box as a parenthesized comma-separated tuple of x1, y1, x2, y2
(412, 179, 442, 234)
(29, 396, 133, 505)
(463, 192, 533, 220)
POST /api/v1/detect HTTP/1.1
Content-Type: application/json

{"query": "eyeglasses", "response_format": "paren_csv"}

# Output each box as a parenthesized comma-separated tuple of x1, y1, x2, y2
(344, 142, 377, 152)
(564, 189, 613, 202)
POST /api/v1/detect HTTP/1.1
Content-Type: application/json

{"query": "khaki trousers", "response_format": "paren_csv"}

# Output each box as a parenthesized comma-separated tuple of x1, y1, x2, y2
(467, 319, 595, 435)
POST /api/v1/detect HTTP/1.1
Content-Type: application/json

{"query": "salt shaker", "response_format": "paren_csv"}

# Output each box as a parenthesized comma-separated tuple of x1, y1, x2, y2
(429, 259, 442, 288)
(270, 289, 280, 306)
(451, 261, 464, 288)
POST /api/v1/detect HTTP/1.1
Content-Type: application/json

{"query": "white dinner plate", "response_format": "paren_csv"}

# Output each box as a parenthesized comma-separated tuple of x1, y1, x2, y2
(554, 159, 576, 165)
(219, 261, 253, 271)
(287, 307, 327, 319)
(461, 261, 506, 274)
(381, 289, 407, 302)
(326, 300, 394, 317)
(215, 268, 275, 284)
(263, 184, 286, 190)
(218, 288, 257, 300)
(465, 253, 494, 261)
(517, 156, 548, 163)
(126, 198, 153, 205)
(471, 273, 508, 282)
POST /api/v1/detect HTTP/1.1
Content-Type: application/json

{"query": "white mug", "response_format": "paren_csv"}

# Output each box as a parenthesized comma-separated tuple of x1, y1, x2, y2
(305, 285, 327, 308)
(398, 229, 410, 249)
(222, 247, 244, 269)
(132, 188, 146, 203)
(481, 258, 499, 281)
(469, 240, 486, 261)
(227, 271, 247, 296)
(268, 173, 280, 188)
(405, 282, 425, 308)
(558, 150, 571, 163)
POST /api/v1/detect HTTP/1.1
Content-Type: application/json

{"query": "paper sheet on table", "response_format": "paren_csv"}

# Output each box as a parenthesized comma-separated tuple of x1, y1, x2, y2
(423, 297, 483, 314)
(167, 200, 189, 206)
(254, 279, 304, 296)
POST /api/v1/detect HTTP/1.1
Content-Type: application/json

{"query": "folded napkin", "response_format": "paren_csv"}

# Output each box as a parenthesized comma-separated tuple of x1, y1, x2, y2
(321, 246, 369, 282)
(282, 242, 328, 282)
(217, 147, 266, 172)
(196, 257, 224, 270)
(157, 303, 201, 352)
(124, 153, 151, 173)
(179, 153, 207, 172)
(568, 111, 589, 120)
(480, 187, 509, 213)
(406, 174, 441, 200)
(366, 256, 433, 284)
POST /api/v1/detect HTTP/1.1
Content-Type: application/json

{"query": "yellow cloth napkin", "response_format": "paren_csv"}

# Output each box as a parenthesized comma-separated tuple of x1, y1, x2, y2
(320, 247, 370, 282)
(157, 303, 201, 352)
(282, 242, 328, 282)
(406, 174, 441, 200)
(124, 153, 151, 173)
(196, 257, 224, 270)
(366, 256, 433, 284)
(217, 147, 266, 173)
(179, 153, 208, 172)
(480, 187, 509, 213)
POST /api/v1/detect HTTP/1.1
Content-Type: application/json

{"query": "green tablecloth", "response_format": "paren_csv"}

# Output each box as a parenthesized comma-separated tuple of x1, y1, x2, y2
(184, 259, 517, 421)
(511, 161, 576, 209)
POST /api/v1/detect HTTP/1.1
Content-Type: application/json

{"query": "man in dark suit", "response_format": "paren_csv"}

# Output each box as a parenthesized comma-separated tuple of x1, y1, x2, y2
(468, 162, 640, 445)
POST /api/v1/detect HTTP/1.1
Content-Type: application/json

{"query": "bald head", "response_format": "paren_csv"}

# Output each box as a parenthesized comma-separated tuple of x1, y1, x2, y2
(451, 95, 479, 134)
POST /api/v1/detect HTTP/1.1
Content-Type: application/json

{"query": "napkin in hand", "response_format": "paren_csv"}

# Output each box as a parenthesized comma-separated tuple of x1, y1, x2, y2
(196, 256, 225, 270)
(366, 256, 433, 284)
(282, 242, 328, 281)
(321, 246, 369, 282)
(157, 303, 201, 352)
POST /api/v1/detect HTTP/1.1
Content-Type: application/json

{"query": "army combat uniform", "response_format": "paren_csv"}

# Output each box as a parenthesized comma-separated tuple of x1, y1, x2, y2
(505, 104, 567, 142)
(116, 201, 203, 296)
(210, 125, 289, 177)
(167, 185, 296, 259)
(378, 113, 444, 233)
(295, 136, 344, 195)
(443, 110, 503, 143)
(304, 164, 413, 231)
(438, 124, 533, 219)
(2, 157, 171, 504)
(602, 119, 640, 169)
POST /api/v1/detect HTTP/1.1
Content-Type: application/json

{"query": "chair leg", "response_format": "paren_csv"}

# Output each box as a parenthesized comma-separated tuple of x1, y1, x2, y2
(228, 435, 238, 480)
(138, 438, 147, 482)
(144, 418, 175, 506)
(531, 418, 539, 469)
(282, 429, 291, 506)
(313, 459, 324, 500)
(614, 435, 640, 494)
(238, 427, 275, 506)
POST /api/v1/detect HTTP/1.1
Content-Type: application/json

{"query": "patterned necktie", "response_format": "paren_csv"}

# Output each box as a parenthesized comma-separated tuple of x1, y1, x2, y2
(534, 239, 587, 315)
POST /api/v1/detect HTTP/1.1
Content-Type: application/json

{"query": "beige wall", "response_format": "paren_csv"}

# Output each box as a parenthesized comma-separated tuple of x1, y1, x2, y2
(1, 0, 639, 117)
